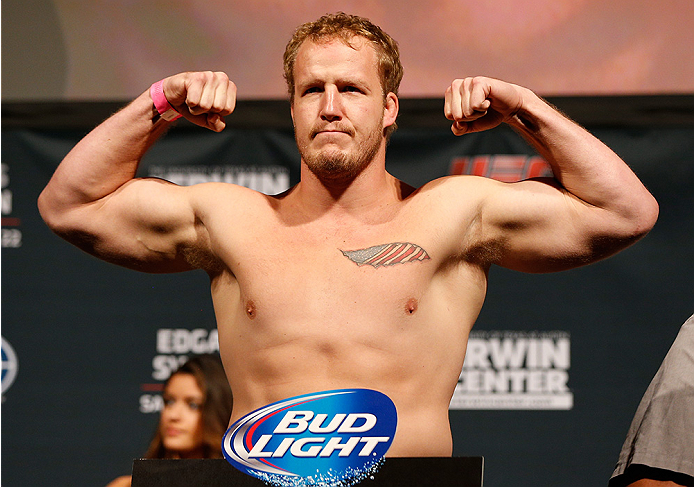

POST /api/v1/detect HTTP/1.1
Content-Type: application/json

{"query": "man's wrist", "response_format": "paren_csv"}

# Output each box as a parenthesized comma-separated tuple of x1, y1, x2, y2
(149, 80, 182, 122)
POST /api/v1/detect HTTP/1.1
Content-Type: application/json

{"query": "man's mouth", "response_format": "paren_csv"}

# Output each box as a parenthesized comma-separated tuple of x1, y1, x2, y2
(311, 126, 353, 139)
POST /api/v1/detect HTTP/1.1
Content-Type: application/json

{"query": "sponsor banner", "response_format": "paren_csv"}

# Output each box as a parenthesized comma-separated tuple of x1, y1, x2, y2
(148, 165, 290, 195)
(1, 163, 23, 248)
(450, 330, 573, 410)
(223, 389, 397, 487)
(1, 337, 19, 398)
(449, 154, 553, 182)
(452, 393, 573, 410)
(2, 124, 693, 487)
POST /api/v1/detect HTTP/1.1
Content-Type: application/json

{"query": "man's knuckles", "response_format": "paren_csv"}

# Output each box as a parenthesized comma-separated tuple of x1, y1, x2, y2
(182, 72, 235, 115)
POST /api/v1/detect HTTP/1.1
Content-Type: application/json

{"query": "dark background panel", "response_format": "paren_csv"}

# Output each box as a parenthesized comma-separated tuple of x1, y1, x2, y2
(2, 109, 693, 486)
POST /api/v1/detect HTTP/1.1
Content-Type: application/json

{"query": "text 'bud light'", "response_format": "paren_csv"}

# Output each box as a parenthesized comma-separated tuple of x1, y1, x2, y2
(222, 389, 397, 487)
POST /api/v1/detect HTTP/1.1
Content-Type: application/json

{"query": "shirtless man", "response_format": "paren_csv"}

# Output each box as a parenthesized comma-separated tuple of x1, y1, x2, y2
(38, 13, 658, 457)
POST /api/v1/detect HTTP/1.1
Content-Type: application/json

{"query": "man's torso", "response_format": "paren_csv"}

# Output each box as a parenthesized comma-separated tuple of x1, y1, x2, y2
(192, 177, 491, 456)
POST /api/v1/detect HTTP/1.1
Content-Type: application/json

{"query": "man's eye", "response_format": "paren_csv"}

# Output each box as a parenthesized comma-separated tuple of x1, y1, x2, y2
(303, 87, 320, 95)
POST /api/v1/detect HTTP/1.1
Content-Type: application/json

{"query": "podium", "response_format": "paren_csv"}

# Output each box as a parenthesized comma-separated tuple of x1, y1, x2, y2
(131, 457, 484, 486)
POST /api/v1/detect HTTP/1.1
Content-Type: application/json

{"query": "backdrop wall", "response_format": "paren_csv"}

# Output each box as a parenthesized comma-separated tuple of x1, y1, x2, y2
(2, 107, 693, 486)
(4, 0, 694, 101)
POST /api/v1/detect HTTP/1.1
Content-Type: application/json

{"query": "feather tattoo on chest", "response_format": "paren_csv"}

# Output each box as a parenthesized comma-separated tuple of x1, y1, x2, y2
(340, 242, 431, 268)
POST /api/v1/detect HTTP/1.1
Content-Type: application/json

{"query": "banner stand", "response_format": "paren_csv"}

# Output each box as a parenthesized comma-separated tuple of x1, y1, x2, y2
(131, 457, 484, 486)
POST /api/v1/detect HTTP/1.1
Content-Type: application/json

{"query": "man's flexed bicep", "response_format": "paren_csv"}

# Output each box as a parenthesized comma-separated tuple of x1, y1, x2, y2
(445, 76, 658, 273)
(40, 176, 209, 272)
(476, 176, 646, 273)
(38, 71, 237, 272)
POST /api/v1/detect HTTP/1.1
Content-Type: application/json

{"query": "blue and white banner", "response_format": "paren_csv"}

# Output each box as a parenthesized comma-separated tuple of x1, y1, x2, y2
(223, 389, 397, 486)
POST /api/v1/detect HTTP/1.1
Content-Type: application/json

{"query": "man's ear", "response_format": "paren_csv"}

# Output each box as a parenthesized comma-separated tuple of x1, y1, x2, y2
(383, 92, 399, 129)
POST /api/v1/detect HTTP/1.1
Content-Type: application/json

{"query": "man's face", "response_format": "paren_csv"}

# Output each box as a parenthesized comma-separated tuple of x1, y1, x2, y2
(291, 36, 397, 183)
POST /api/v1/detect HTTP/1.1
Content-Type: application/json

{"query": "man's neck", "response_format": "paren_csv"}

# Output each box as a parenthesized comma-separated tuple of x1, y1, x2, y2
(289, 159, 409, 225)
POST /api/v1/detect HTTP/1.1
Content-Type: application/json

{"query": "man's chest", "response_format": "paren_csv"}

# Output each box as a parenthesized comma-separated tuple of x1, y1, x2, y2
(218, 219, 445, 319)
(242, 225, 435, 285)
(206, 196, 487, 355)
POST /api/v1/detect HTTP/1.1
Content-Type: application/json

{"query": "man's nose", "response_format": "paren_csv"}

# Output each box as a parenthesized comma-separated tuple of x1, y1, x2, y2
(320, 87, 342, 121)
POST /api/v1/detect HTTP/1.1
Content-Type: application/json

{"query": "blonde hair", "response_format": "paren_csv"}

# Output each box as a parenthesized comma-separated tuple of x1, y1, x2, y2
(283, 12, 403, 138)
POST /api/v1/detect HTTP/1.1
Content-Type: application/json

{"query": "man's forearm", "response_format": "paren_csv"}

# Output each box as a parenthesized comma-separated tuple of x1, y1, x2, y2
(39, 89, 172, 216)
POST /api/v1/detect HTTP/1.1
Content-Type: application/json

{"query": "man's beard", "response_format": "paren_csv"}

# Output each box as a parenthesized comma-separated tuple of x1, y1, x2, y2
(298, 120, 383, 184)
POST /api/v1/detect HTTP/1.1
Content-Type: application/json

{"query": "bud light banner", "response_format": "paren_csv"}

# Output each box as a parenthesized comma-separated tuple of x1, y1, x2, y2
(222, 389, 397, 486)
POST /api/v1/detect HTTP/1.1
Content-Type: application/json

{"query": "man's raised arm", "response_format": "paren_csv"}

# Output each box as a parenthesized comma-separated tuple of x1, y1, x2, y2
(38, 71, 237, 272)
(444, 77, 659, 272)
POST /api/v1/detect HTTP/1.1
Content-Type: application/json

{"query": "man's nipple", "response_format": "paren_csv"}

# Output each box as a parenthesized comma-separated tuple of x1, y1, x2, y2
(405, 298, 418, 315)
(246, 300, 257, 319)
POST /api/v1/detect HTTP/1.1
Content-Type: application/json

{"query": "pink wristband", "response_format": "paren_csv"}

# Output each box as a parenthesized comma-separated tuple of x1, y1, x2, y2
(149, 79, 182, 121)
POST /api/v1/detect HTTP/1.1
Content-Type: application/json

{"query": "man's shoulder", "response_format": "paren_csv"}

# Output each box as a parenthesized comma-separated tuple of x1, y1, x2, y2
(395, 176, 498, 232)
(187, 181, 285, 217)
(409, 175, 497, 201)
(188, 181, 282, 201)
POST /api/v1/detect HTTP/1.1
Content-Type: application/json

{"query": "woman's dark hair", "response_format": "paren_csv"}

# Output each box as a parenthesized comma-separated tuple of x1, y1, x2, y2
(144, 353, 232, 459)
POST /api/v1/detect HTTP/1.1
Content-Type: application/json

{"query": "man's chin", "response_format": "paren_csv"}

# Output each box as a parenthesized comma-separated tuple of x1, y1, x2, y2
(306, 157, 366, 183)
(310, 166, 363, 184)
(301, 133, 382, 184)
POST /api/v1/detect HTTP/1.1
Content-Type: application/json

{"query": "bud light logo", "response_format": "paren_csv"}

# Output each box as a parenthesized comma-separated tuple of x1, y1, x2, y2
(223, 389, 397, 487)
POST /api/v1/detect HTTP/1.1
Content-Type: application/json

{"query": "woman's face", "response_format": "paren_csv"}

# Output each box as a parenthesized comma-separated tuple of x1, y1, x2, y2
(159, 373, 205, 457)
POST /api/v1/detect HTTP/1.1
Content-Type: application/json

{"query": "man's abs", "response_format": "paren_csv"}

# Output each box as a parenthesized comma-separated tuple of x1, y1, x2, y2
(210, 264, 484, 456)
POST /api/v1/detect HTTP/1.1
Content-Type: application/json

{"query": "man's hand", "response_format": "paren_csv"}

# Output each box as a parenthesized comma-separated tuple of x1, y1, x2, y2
(162, 71, 237, 132)
(444, 77, 525, 135)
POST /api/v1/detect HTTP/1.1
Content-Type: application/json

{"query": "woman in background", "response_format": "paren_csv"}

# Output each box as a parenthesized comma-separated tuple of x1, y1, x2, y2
(107, 354, 233, 487)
